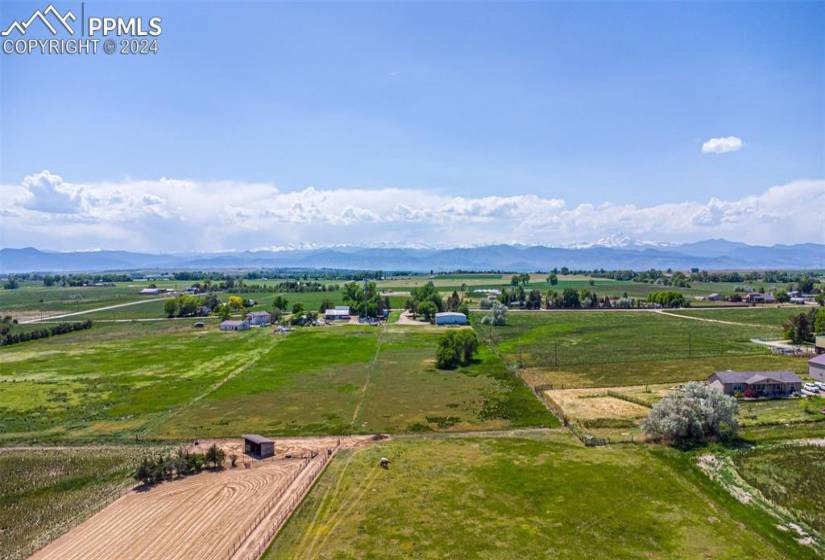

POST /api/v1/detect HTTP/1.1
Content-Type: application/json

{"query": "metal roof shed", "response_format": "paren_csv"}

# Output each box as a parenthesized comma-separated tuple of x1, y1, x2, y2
(243, 434, 275, 458)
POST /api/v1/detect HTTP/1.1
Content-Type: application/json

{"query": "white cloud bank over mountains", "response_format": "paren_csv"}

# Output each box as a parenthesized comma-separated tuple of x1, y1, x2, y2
(2, 170, 823, 252)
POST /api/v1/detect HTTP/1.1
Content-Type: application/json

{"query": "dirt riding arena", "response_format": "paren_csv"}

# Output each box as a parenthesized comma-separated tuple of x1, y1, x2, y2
(30, 436, 374, 560)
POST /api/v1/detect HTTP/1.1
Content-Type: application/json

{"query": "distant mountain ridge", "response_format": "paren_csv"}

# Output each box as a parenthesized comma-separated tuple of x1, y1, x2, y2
(1, 241, 823, 273)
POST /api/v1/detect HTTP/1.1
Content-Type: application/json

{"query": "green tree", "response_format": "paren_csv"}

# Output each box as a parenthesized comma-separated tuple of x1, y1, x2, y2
(318, 297, 335, 313)
(455, 330, 479, 363)
(418, 301, 437, 322)
(216, 303, 231, 320)
(797, 274, 815, 294)
(784, 313, 813, 344)
(444, 290, 462, 312)
(436, 330, 480, 369)
(815, 308, 825, 334)
(646, 291, 685, 308)
(525, 289, 542, 309)
(561, 288, 580, 308)
(205, 444, 226, 469)
(164, 299, 178, 318)
(178, 295, 198, 317)
(547, 273, 558, 286)
(272, 295, 289, 311)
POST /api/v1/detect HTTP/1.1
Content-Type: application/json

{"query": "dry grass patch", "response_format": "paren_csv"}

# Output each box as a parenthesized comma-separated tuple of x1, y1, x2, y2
(545, 388, 650, 422)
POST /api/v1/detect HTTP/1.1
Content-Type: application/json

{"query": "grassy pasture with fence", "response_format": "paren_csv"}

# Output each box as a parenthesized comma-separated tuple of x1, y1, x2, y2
(156, 325, 555, 439)
(265, 433, 813, 559)
(1, 320, 553, 443)
(478, 310, 810, 389)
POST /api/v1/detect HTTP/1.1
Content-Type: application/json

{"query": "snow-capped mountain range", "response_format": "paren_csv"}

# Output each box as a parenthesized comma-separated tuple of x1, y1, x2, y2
(1, 239, 823, 273)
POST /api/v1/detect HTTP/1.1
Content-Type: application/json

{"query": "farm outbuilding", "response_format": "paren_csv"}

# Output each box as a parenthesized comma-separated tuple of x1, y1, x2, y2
(810, 354, 825, 382)
(435, 312, 468, 325)
(219, 320, 250, 331)
(324, 308, 350, 321)
(243, 434, 275, 458)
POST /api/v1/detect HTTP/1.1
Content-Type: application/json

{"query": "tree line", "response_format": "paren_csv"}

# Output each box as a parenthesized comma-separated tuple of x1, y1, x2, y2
(485, 287, 686, 310)
(135, 444, 231, 486)
(0, 319, 92, 346)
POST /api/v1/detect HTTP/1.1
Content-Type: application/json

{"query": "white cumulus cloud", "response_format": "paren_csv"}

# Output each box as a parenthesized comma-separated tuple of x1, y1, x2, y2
(701, 136, 743, 154)
(1, 171, 823, 251)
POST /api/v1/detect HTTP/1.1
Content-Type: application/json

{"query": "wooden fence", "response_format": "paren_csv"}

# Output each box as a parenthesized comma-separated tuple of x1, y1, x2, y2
(226, 446, 337, 560)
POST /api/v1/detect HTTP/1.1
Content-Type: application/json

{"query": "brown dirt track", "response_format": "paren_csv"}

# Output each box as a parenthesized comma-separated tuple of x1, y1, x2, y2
(29, 436, 373, 560)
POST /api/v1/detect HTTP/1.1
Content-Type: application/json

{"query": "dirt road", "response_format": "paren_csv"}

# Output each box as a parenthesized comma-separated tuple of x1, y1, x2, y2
(19, 298, 170, 324)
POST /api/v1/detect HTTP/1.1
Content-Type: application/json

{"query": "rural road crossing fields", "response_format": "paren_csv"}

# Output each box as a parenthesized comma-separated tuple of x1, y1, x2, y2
(19, 297, 171, 324)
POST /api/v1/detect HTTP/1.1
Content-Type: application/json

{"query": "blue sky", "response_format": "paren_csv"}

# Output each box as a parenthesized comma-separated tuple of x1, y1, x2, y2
(1, 1, 823, 251)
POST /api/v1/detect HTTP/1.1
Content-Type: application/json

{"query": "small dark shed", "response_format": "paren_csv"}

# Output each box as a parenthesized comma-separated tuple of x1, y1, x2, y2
(243, 434, 275, 458)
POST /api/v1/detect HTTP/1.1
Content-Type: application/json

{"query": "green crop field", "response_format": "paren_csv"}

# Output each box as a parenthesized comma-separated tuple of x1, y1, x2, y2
(734, 445, 825, 534)
(0, 321, 553, 442)
(265, 433, 813, 559)
(0, 446, 143, 560)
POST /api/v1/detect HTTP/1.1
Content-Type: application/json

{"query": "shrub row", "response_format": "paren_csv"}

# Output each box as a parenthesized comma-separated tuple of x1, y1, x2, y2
(135, 444, 231, 485)
(0, 320, 92, 346)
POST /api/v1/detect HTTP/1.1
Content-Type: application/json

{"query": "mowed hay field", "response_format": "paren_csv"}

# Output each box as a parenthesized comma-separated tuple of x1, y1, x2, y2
(265, 433, 813, 559)
(733, 445, 825, 536)
(0, 446, 142, 560)
(1, 321, 554, 442)
(158, 325, 555, 438)
(483, 310, 810, 388)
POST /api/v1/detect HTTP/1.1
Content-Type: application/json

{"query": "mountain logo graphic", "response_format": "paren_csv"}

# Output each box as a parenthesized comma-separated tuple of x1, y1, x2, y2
(1, 4, 76, 36)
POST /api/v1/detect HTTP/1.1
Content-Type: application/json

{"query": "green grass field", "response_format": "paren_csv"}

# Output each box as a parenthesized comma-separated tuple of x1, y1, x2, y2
(1, 321, 554, 442)
(265, 433, 813, 559)
(479, 310, 809, 388)
(0, 446, 143, 560)
(733, 445, 825, 534)
(672, 307, 810, 327)
(0, 284, 141, 314)
(0, 321, 277, 441)
(739, 397, 825, 427)
(157, 325, 555, 438)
